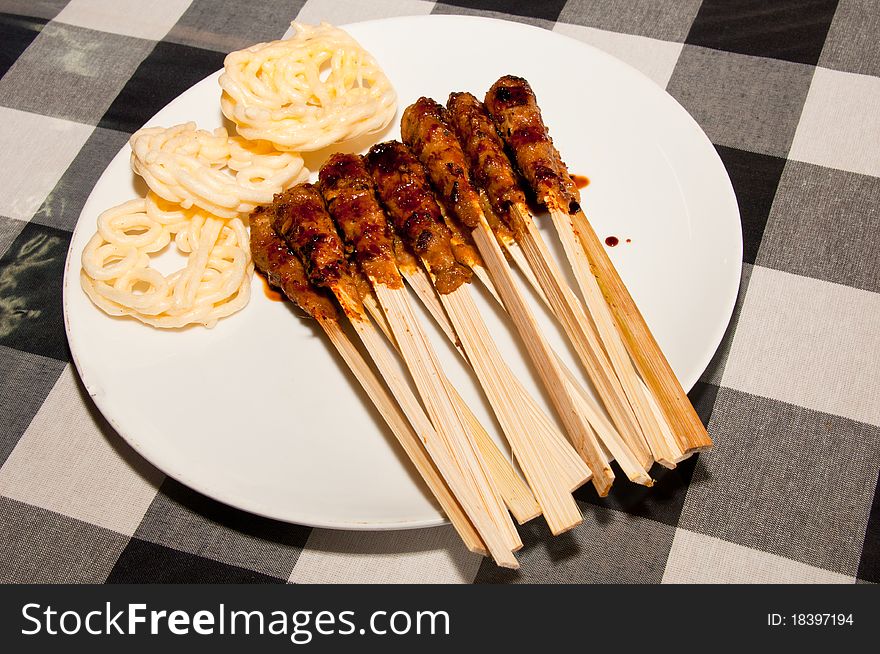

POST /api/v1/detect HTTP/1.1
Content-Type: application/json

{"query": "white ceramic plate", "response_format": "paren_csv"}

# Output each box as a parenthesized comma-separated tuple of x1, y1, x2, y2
(63, 15, 741, 530)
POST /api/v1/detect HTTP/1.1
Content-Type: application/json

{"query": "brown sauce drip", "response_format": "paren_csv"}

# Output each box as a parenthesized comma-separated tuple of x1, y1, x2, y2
(605, 236, 619, 247)
(571, 174, 590, 189)
(260, 274, 284, 302)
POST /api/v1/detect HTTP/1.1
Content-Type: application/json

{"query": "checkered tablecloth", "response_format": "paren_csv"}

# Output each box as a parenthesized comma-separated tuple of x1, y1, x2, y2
(1, 0, 878, 585)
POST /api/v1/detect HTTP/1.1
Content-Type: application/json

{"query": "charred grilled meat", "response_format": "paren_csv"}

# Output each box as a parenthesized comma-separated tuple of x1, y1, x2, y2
(440, 209, 483, 271)
(365, 140, 472, 294)
(319, 153, 403, 290)
(400, 97, 485, 230)
(391, 233, 420, 275)
(271, 183, 363, 313)
(447, 91, 528, 237)
(249, 204, 338, 322)
(484, 76, 580, 213)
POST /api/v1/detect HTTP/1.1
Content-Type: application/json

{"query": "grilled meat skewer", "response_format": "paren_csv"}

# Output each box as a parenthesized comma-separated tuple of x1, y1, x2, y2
(446, 90, 657, 474)
(367, 139, 593, 522)
(400, 97, 625, 494)
(365, 141, 472, 294)
(319, 153, 404, 290)
(401, 98, 483, 229)
(250, 204, 338, 321)
(320, 153, 542, 526)
(249, 204, 490, 555)
(484, 75, 580, 214)
(271, 184, 364, 317)
(486, 75, 709, 459)
(447, 91, 528, 233)
(274, 178, 520, 565)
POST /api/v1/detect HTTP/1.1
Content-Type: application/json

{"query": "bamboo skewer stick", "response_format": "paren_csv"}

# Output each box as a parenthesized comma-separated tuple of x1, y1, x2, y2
(347, 311, 520, 560)
(439, 285, 587, 534)
(549, 205, 683, 464)
(473, 210, 654, 486)
(438, 209, 504, 307)
(318, 317, 488, 554)
(510, 202, 655, 469)
(340, 284, 522, 568)
(505, 240, 545, 304)
(399, 266, 596, 492)
(385, 213, 593, 508)
(568, 208, 708, 456)
(471, 263, 650, 484)
(361, 294, 542, 524)
(480, 202, 657, 477)
(638, 377, 684, 467)
(465, 411, 543, 524)
(470, 265, 504, 305)
(370, 285, 521, 563)
(337, 285, 528, 557)
(477, 189, 652, 476)
(470, 215, 615, 495)
(405, 212, 651, 485)
(515, 209, 675, 468)
(402, 209, 653, 485)
(479, 237, 653, 482)
(401, 265, 459, 345)
(475, 192, 547, 307)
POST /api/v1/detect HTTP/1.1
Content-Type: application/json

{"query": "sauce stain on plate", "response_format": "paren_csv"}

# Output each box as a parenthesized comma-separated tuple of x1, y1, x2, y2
(571, 174, 590, 189)
(261, 275, 284, 302)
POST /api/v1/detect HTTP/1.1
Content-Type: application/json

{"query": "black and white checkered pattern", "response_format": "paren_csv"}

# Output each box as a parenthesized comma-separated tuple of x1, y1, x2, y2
(1, 0, 877, 584)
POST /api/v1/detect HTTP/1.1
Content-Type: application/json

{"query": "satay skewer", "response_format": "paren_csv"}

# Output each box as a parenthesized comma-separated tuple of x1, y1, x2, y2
(400, 99, 617, 494)
(337, 149, 585, 534)
(272, 183, 520, 567)
(365, 144, 594, 505)
(484, 76, 706, 460)
(248, 206, 489, 555)
(444, 91, 659, 473)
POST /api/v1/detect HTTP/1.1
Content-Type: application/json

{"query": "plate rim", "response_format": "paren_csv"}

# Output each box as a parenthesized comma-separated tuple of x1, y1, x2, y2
(62, 14, 742, 531)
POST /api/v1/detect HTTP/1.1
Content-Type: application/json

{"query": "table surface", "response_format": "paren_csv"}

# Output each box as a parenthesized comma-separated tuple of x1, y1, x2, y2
(1, 0, 878, 584)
